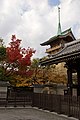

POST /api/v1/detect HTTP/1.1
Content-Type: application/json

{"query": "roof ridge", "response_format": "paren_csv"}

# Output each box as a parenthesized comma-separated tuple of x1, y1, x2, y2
(65, 39, 80, 47)
(61, 28, 71, 34)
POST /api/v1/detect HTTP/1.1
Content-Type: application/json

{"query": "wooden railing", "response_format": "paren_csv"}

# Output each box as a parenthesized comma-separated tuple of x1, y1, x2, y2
(46, 45, 61, 53)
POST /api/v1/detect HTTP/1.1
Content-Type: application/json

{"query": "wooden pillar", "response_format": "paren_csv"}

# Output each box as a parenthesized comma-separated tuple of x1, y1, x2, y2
(67, 67, 72, 96)
(77, 67, 80, 96)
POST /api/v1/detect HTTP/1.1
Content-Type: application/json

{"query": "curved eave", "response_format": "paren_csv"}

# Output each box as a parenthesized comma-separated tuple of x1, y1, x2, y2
(40, 35, 58, 46)
(40, 32, 75, 46)
(40, 51, 80, 66)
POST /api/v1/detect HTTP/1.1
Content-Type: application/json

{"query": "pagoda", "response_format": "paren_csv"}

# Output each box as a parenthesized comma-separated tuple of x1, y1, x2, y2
(40, 7, 75, 55)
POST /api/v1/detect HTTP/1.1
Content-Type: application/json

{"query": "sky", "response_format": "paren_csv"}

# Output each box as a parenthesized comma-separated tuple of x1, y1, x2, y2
(0, 0, 80, 58)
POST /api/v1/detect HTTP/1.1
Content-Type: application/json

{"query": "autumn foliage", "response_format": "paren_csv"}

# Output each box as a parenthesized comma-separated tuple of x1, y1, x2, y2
(6, 35, 36, 77)
(6, 35, 35, 65)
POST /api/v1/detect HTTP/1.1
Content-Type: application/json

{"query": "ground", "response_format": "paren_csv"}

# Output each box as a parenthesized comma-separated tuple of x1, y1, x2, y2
(0, 107, 77, 120)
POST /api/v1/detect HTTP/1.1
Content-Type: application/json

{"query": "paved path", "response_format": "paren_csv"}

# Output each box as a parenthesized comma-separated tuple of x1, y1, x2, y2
(0, 107, 78, 120)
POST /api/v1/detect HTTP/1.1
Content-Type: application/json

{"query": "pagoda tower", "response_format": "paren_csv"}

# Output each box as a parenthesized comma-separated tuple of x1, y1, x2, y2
(40, 7, 75, 55)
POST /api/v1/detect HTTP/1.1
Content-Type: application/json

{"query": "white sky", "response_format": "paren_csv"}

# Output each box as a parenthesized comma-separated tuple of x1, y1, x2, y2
(0, 0, 80, 58)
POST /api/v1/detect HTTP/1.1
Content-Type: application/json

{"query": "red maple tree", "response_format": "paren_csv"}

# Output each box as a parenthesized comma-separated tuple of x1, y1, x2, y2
(6, 35, 36, 77)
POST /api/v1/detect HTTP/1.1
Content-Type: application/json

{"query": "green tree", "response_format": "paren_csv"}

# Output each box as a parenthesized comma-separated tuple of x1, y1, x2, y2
(0, 38, 7, 81)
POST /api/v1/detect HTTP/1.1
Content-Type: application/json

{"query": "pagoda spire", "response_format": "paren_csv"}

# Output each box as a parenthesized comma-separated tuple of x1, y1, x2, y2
(57, 7, 62, 35)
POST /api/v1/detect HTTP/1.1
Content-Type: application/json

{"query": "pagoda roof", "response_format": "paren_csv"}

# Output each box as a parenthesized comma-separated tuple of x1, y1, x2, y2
(40, 39, 80, 66)
(40, 28, 76, 46)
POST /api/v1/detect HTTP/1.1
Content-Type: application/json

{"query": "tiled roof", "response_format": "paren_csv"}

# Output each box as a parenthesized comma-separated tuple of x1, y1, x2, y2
(40, 39, 80, 65)
(53, 39, 80, 57)
(40, 28, 75, 46)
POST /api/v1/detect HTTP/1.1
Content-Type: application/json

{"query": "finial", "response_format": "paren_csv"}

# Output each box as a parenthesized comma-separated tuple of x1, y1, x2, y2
(57, 7, 62, 35)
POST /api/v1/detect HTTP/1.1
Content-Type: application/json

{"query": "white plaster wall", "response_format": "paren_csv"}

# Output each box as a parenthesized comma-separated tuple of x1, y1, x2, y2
(34, 88, 43, 93)
(0, 87, 7, 98)
(0, 87, 7, 92)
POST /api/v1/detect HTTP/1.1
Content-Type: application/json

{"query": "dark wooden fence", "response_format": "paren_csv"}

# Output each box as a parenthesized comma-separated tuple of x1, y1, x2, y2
(0, 92, 33, 107)
(0, 92, 80, 119)
(32, 93, 80, 119)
